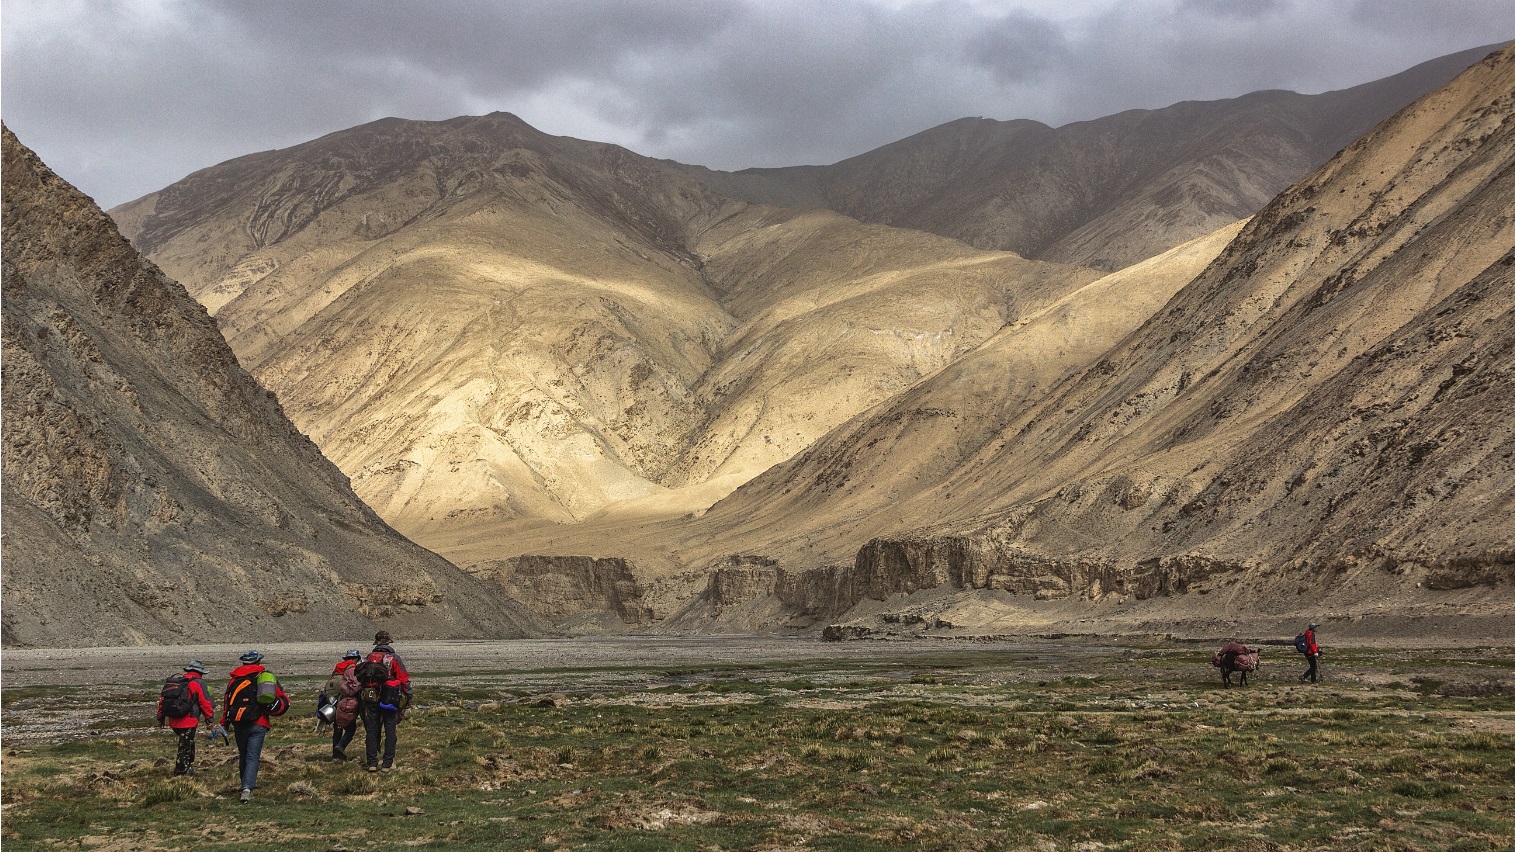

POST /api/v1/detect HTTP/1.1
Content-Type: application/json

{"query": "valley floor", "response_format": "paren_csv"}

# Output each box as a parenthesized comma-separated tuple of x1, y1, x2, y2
(3, 637, 1511, 850)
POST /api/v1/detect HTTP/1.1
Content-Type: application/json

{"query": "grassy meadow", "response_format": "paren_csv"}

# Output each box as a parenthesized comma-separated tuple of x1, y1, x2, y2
(2, 642, 1511, 850)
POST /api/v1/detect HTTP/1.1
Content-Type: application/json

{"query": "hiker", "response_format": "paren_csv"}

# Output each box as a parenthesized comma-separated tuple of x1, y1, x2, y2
(357, 630, 412, 772)
(1298, 622, 1321, 683)
(220, 650, 289, 803)
(321, 649, 363, 760)
(156, 660, 215, 776)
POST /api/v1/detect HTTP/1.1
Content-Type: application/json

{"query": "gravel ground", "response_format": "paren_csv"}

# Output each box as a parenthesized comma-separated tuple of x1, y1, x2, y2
(0, 635, 1068, 688)
(6, 635, 1508, 745)
(0, 636, 1055, 744)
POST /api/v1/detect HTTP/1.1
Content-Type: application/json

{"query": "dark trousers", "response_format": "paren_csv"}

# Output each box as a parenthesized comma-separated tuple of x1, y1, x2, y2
(363, 703, 398, 767)
(173, 726, 197, 774)
(233, 723, 267, 791)
(332, 721, 356, 756)
(1302, 654, 1319, 683)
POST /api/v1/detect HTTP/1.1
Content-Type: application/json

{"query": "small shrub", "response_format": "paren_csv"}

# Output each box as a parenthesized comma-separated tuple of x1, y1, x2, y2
(141, 781, 195, 807)
(925, 748, 960, 765)
(1449, 731, 1509, 751)
(1088, 756, 1123, 776)
(330, 773, 378, 796)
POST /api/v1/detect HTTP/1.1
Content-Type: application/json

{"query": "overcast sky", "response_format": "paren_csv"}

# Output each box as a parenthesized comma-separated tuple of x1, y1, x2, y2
(3, 0, 1510, 210)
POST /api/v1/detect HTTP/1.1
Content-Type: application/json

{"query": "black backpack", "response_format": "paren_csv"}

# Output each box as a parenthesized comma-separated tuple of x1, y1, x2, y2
(1294, 633, 1309, 653)
(225, 673, 261, 722)
(354, 654, 391, 687)
(159, 675, 194, 719)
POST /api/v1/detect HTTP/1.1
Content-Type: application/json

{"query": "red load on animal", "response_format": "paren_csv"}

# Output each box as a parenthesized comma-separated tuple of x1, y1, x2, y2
(1211, 641, 1257, 669)
(1212, 641, 1261, 687)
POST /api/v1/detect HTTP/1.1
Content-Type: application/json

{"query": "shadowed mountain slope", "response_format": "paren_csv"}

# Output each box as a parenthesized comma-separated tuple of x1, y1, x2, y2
(112, 114, 1095, 542)
(683, 44, 1501, 272)
(1, 126, 538, 647)
(658, 46, 1513, 636)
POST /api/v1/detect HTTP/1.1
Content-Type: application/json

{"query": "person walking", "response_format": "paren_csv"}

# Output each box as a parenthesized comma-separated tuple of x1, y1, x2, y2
(322, 649, 363, 761)
(156, 660, 215, 776)
(220, 650, 289, 803)
(1299, 622, 1321, 683)
(357, 631, 412, 772)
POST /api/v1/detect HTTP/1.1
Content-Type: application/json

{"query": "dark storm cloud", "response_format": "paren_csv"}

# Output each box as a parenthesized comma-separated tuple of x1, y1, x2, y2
(2, 0, 1509, 209)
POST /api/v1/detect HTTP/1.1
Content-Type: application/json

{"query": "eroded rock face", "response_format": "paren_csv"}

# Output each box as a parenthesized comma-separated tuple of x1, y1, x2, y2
(463, 553, 873, 633)
(467, 556, 656, 626)
(851, 539, 1262, 603)
(1, 126, 536, 647)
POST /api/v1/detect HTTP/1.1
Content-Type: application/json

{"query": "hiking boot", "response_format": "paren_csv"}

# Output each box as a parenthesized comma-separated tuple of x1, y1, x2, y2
(183, 766, 197, 777)
(367, 764, 379, 773)
(332, 749, 346, 761)
(381, 763, 393, 771)
(240, 787, 252, 804)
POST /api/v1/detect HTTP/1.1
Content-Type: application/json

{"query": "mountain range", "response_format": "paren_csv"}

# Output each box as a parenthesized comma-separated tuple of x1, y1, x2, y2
(678, 45, 1498, 272)
(2, 43, 1508, 645)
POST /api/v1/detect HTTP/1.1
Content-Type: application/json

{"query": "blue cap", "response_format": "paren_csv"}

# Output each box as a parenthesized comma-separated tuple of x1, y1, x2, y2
(239, 650, 264, 664)
(184, 660, 206, 674)
(343, 649, 362, 659)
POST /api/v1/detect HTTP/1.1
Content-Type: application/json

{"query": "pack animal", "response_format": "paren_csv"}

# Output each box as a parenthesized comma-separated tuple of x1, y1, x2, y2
(1211, 642, 1261, 687)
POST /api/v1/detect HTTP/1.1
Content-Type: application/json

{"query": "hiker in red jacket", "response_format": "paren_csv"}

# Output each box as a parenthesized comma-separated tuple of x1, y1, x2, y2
(156, 660, 215, 776)
(1298, 623, 1322, 683)
(359, 631, 413, 772)
(219, 650, 289, 803)
(321, 649, 363, 760)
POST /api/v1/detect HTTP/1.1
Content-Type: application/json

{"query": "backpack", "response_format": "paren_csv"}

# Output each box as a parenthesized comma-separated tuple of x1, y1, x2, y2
(338, 665, 362, 698)
(159, 675, 194, 719)
(355, 653, 392, 687)
(226, 673, 262, 723)
(226, 669, 288, 720)
(1294, 633, 1309, 654)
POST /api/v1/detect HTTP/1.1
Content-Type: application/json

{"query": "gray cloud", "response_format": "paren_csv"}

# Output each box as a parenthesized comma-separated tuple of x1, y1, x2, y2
(2, 0, 1509, 209)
